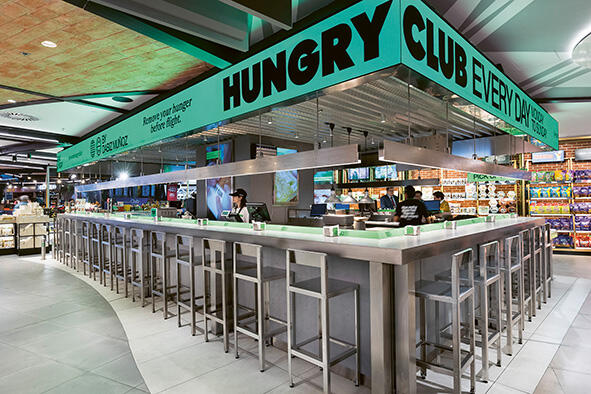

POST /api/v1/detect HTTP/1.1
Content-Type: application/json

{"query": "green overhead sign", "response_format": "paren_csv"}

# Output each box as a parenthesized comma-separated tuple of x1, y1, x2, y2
(58, 0, 401, 171)
(58, 0, 558, 171)
(399, 0, 558, 149)
(466, 173, 517, 183)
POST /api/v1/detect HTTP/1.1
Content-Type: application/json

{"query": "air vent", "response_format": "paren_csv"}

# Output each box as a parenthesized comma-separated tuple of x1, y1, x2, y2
(0, 112, 39, 122)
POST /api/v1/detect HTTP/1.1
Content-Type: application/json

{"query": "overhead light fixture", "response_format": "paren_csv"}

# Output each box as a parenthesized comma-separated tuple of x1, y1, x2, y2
(267, 118, 272, 125)
(27, 176, 31, 180)
(358, 188, 375, 204)
(41, 40, 57, 48)
(57, 179, 62, 184)
(0, 132, 58, 143)
(342, 189, 358, 203)
(118, 172, 129, 180)
(325, 187, 341, 203)
(33, 179, 37, 183)
(7, 99, 16, 103)
(380, 113, 386, 123)
(70, 174, 76, 179)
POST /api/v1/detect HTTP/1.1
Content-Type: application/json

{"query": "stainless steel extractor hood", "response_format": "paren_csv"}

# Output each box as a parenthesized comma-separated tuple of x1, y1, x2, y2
(76, 144, 360, 193)
(379, 140, 531, 180)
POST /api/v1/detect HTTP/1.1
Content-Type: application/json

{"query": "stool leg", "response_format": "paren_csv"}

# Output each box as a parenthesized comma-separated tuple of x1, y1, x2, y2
(257, 280, 265, 372)
(517, 268, 524, 345)
(177, 260, 182, 328)
(354, 287, 360, 387)
(419, 297, 427, 379)
(452, 300, 461, 394)
(123, 239, 128, 298)
(131, 251, 136, 303)
(287, 286, 294, 388)
(151, 256, 157, 314)
(469, 292, 476, 394)
(481, 282, 489, 382)
(204, 266, 210, 343)
(321, 288, 330, 394)
(506, 269, 513, 356)
(163, 257, 169, 319)
(190, 262, 196, 336)
(222, 268, 229, 353)
(495, 279, 502, 367)
(140, 251, 146, 307)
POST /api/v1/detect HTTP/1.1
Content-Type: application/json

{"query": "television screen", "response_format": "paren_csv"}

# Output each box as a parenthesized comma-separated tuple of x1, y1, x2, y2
(206, 141, 232, 166)
(274, 170, 298, 204)
(206, 177, 232, 219)
(163, 164, 186, 173)
(141, 185, 151, 197)
(277, 147, 297, 156)
(374, 165, 397, 180)
(348, 167, 369, 181)
(314, 171, 333, 184)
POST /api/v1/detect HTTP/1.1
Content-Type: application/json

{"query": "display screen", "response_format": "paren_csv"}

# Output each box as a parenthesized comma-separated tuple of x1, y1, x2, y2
(206, 142, 232, 166)
(348, 167, 369, 181)
(163, 164, 187, 173)
(206, 177, 232, 219)
(374, 165, 397, 180)
(274, 148, 298, 205)
(314, 189, 332, 204)
(141, 185, 151, 197)
(314, 171, 333, 184)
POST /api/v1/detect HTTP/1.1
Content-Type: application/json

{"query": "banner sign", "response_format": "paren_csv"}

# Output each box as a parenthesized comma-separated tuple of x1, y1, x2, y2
(58, 0, 401, 171)
(166, 184, 178, 201)
(58, 0, 558, 171)
(467, 173, 517, 183)
(532, 150, 564, 163)
(575, 148, 591, 161)
(399, 0, 558, 149)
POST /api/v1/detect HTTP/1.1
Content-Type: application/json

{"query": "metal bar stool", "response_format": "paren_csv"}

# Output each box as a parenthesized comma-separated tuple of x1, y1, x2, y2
(286, 248, 360, 393)
(64, 217, 71, 267)
(90, 222, 101, 282)
(531, 227, 545, 309)
(176, 234, 204, 336)
(113, 226, 128, 296)
(71, 219, 81, 272)
(100, 224, 114, 289)
(416, 248, 476, 394)
(129, 228, 150, 306)
(501, 235, 524, 356)
(434, 242, 502, 382)
(81, 221, 91, 275)
(202, 238, 233, 353)
(520, 229, 535, 320)
(150, 231, 177, 319)
(544, 223, 553, 298)
(55, 217, 64, 263)
(233, 242, 288, 372)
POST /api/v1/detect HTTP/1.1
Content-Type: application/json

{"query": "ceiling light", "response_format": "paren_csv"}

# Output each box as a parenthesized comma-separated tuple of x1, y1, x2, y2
(267, 118, 272, 125)
(358, 188, 375, 204)
(57, 179, 62, 184)
(380, 113, 386, 123)
(325, 188, 341, 203)
(70, 174, 76, 179)
(7, 99, 16, 103)
(41, 40, 57, 48)
(27, 176, 31, 180)
(118, 172, 129, 181)
(33, 179, 37, 183)
(342, 189, 358, 204)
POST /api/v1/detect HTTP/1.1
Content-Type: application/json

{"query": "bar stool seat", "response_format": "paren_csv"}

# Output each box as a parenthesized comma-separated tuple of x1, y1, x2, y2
(235, 266, 285, 282)
(415, 279, 474, 301)
(291, 277, 358, 298)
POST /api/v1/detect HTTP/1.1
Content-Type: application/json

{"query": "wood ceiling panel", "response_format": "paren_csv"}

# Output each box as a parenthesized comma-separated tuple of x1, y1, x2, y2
(0, 88, 46, 104)
(0, 0, 213, 101)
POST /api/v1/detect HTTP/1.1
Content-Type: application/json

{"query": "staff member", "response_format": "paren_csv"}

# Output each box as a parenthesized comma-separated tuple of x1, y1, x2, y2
(433, 191, 450, 213)
(394, 185, 430, 226)
(229, 188, 250, 223)
(379, 187, 398, 209)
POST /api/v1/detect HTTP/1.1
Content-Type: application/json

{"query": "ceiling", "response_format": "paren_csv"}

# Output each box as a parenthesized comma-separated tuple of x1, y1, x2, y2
(425, 0, 591, 138)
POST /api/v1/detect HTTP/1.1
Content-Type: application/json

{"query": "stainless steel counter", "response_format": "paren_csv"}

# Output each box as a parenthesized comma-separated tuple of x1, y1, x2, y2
(59, 213, 544, 394)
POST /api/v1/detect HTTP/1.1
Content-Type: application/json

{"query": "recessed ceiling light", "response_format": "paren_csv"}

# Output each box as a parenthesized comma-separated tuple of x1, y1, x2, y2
(7, 99, 16, 103)
(41, 41, 57, 48)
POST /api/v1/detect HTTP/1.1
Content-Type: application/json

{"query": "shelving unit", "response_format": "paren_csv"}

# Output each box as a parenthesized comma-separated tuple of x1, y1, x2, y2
(16, 216, 50, 256)
(0, 220, 16, 255)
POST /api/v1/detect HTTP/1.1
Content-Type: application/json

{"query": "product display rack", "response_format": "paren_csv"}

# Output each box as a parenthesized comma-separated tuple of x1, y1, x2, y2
(16, 216, 50, 256)
(0, 220, 16, 255)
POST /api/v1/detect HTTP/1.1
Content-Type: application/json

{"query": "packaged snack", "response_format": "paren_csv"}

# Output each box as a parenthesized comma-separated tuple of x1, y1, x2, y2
(565, 170, 573, 182)
(555, 170, 565, 181)
(544, 171, 554, 182)
(550, 187, 560, 198)
(574, 187, 582, 197)
(582, 187, 589, 197)
(540, 188, 550, 198)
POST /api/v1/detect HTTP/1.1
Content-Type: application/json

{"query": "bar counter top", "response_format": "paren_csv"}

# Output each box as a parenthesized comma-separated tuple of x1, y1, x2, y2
(62, 213, 544, 265)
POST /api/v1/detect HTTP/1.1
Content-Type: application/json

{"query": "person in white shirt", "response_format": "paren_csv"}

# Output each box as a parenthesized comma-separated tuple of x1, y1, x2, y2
(229, 188, 250, 223)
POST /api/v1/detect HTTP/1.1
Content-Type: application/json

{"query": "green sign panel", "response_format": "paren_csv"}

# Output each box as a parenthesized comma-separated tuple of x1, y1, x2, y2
(399, 0, 558, 149)
(467, 173, 516, 183)
(58, 0, 559, 171)
(58, 0, 401, 171)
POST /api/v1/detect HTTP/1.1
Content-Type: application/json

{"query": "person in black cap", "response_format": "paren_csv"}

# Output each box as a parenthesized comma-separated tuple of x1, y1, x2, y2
(229, 188, 249, 223)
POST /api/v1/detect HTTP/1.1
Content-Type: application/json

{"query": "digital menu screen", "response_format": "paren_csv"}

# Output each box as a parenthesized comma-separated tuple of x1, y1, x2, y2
(274, 148, 298, 205)
(206, 142, 232, 166)
(206, 177, 232, 219)
(348, 167, 369, 181)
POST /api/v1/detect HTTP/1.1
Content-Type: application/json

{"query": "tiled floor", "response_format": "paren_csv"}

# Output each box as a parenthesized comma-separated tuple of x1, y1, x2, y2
(2, 253, 591, 393)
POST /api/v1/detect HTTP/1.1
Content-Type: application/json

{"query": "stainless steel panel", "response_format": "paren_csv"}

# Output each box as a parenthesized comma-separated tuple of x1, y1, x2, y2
(380, 140, 531, 181)
(76, 144, 359, 193)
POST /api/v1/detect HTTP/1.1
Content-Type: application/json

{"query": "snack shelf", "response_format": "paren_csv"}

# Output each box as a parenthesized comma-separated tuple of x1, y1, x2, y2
(576, 231, 591, 234)
(574, 197, 591, 200)
(530, 197, 570, 200)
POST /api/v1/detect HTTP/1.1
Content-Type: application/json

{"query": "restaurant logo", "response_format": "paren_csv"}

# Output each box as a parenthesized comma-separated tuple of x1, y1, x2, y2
(222, 0, 394, 111)
(89, 134, 128, 159)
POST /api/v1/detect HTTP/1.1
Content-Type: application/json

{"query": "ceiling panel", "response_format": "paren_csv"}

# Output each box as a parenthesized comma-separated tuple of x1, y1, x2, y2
(76, 93, 159, 110)
(0, 87, 46, 104)
(0, 0, 213, 98)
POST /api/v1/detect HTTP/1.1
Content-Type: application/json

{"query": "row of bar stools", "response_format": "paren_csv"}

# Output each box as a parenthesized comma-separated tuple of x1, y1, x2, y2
(286, 248, 360, 392)
(176, 234, 203, 335)
(113, 226, 128, 296)
(150, 231, 177, 319)
(101, 224, 114, 289)
(233, 242, 288, 372)
(64, 217, 72, 267)
(81, 221, 91, 275)
(202, 238, 232, 353)
(502, 234, 524, 356)
(90, 222, 101, 282)
(416, 248, 476, 394)
(55, 216, 63, 263)
(129, 228, 150, 306)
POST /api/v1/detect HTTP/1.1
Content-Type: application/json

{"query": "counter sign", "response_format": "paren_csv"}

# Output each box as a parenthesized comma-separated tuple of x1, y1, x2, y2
(400, 0, 558, 149)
